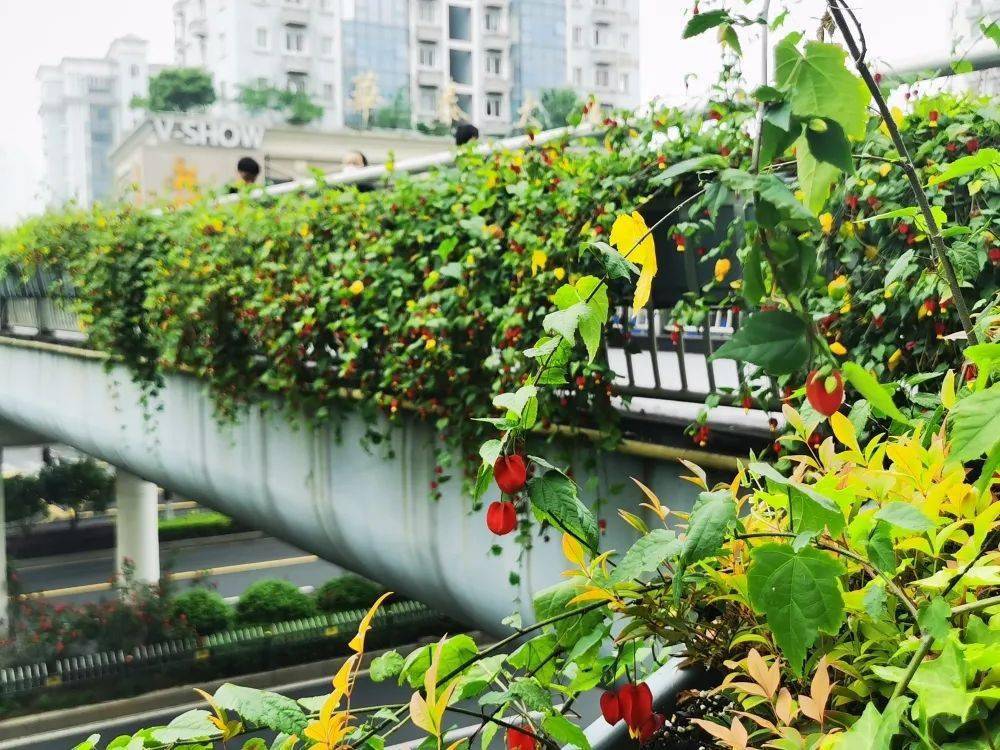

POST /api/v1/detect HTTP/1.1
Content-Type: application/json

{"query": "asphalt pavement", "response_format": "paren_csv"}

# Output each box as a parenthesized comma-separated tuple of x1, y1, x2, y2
(13, 534, 346, 604)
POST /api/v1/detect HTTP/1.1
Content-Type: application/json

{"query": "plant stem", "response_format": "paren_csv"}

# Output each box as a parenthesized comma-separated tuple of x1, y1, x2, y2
(826, 0, 978, 345)
(891, 634, 932, 699)
(951, 594, 1000, 616)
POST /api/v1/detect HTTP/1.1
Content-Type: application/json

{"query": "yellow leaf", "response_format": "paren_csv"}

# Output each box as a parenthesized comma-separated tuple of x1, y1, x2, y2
(829, 412, 861, 454)
(349, 591, 392, 654)
(714, 258, 731, 283)
(610, 212, 658, 310)
(618, 508, 649, 534)
(879, 162, 892, 177)
(349, 280, 364, 295)
(568, 587, 617, 605)
(409, 692, 435, 736)
(819, 213, 834, 234)
(531, 250, 548, 275)
(562, 533, 587, 567)
(678, 459, 708, 490)
(631, 477, 667, 521)
(941, 369, 956, 409)
(829, 341, 847, 356)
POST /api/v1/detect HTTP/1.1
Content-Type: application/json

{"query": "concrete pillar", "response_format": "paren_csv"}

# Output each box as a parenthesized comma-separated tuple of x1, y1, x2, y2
(0, 449, 7, 632)
(115, 470, 160, 586)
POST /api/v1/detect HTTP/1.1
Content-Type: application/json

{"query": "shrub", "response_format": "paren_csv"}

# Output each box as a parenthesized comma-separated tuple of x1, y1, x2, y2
(37, 458, 114, 529)
(235, 579, 316, 625)
(314, 575, 384, 613)
(171, 588, 233, 635)
(158, 510, 237, 541)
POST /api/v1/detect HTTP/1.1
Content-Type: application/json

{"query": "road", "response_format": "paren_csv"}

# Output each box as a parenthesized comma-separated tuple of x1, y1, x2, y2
(13, 534, 346, 604)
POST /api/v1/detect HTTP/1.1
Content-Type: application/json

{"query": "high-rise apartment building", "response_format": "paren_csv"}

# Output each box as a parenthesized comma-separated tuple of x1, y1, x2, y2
(37, 36, 157, 207)
(172, 0, 641, 134)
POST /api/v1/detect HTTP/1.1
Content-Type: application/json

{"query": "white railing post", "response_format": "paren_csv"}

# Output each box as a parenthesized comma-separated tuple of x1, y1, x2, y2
(0, 449, 8, 634)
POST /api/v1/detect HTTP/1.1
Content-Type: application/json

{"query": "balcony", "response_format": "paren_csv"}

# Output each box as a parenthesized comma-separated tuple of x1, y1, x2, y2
(187, 16, 206, 36)
(417, 69, 444, 87)
(281, 7, 311, 25)
(415, 23, 442, 43)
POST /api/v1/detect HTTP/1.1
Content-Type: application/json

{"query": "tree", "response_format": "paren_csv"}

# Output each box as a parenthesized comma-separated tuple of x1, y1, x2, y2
(537, 88, 581, 130)
(133, 68, 216, 113)
(5, 474, 45, 537)
(38, 458, 114, 529)
(372, 89, 412, 130)
(349, 71, 383, 129)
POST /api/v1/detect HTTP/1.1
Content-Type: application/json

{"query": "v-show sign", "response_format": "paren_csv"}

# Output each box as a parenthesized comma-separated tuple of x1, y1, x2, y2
(151, 116, 265, 150)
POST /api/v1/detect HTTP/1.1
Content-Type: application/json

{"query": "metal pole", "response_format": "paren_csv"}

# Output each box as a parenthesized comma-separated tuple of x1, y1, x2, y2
(0, 448, 8, 634)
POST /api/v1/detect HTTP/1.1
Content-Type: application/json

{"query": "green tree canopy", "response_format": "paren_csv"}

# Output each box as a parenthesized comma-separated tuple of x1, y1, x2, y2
(135, 67, 216, 113)
(538, 88, 581, 130)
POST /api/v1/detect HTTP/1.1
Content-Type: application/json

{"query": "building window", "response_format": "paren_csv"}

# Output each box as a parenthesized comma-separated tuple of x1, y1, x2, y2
(419, 41, 438, 67)
(286, 72, 308, 92)
(485, 49, 502, 76)
(485, 92, 503, 118)
(321, 35, 333, 55)
(256, 27, 269, 49)
(419, 85, 437, 113)
(418, 0, 436, 23)
(322, 82, 334, 99)
(130, 64, 141, 77)
(619, 72, 629, 92)
(484, 5, 502, 32)
(595, 64, 610, 88)
(620, 32, 630, 49)
(593, 0, 609, 6)
(593, 22, 609, 47)
(218, 32, 227, 57)
(572, 66, 582, 85)
(572, 26, 582, 45)
(285, 24, 307, 53)
(448, 5, 471, 41)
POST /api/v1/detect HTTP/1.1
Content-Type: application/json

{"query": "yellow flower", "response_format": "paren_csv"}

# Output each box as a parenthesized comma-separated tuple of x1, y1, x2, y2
(714, 258, 731, 283)
(830, 341, 847, 356)
(299, 223, 311, 238)
(888, 348, 903, 371)
(827, 275, 848, 300)
(486, 173, 498, 189)
(794, 189, 805, 202)
(531, 249, 548, 276)
(553, 267, 566, 280)
(865, 244, 879, 260)
(349, 280, 365, 295)
(819, 213, 834, 234)
(879, 163, 892, 177)
(425, 337, 437, 351)
(610, 212, 658, 310)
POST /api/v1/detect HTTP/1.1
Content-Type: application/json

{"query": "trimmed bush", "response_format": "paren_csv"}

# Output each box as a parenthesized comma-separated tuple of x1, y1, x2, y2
(172, 588, 233, 635)
(158, 510, 238, 541)
(314, 575, 384, 614)
(235, 579, 316, 625)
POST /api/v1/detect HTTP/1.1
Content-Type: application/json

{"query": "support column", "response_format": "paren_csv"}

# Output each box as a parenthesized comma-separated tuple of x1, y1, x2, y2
(115, 470, 160, 586)
(0, 449, 8, 632)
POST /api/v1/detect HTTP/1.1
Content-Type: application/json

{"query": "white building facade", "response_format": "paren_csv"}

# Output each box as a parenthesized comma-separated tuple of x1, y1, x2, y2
(172, 0, 641, 135)
(37, 36, 157, 207)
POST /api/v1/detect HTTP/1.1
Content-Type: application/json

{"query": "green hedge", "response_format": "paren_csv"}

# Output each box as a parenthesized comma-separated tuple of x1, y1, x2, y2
(314, 574, 385, 613)
(235, 579, 317, 625)
(171, 587, 233, 635)
(157, 510, 238, 541)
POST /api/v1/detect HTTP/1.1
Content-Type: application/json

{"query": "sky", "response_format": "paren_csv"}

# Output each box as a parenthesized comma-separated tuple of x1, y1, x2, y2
(0, 1, 965, 227)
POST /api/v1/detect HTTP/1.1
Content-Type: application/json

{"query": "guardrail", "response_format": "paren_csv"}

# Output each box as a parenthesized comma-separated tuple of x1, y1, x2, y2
(0, 599, 441, 698)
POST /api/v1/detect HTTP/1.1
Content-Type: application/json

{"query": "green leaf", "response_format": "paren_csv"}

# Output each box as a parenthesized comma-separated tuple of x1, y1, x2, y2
(884, 249, 916, 287)
(805, 118, 854, 172)
(527, 471, 599, 551)
(864, 582, 888, 620)
(948, 385, 1000, 463)
(507, 677, 553, 711)
(71, 735, 102, 750)
(611, 528, 683, 583)
(874, 501, 934, 532)
(401, 634, 479, 689)
(965, 343, 1000, 389)
(758, 114, 800, 169)
(591, 241, 637, 280)
(473, 463, 493, 502)
(453, 654, 506, 701)
(796, 137, 841, 214)
(859, 205, 948, 233)
(866, 522, 896, 574)
(918, 597, 952, 640)
(750, 462, 845, 536)
(738, 244, 765, 305)
(546, 276, 609, 362)
(481, 722, 499, 750)
(911, 639, 976, 720)
(652, 154, 729, 185)
(152, 710, 220, 744)
(982, 20, 1000, 48)
(479, 439, 502, 466)
(543, 715, 591, 750)
(682, 9, 732, 38)
(842, 361, 910, 424)
(532, 581, 607, 646)
(213, 684, 308, 736)
(775, 35, 871, 139)
(680, 491, 737, 567)
(710, 311, 810, 375)
(543, 302, 588, 343)
(493, 385, 537, 417)
(835, 697, 909, 750)
(746, 543, 845, 674)
(928, 148, 1000, 185)
(370, 650, 405, 682)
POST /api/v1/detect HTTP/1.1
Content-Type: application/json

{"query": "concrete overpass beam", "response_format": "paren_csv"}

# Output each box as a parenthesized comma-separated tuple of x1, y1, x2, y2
(115, 471, 160, 586)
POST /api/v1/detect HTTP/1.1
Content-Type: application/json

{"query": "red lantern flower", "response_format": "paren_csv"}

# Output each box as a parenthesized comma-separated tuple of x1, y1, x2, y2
(506, 727, 537, 750)
(806, 370, 844, 417)
(486, 501, 517, 535)
(494, 454, 528, 494)
(600, 689, 622, 724)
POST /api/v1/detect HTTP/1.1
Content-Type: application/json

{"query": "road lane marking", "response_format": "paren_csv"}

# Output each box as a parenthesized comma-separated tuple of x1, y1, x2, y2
(24, 554, 319, 599)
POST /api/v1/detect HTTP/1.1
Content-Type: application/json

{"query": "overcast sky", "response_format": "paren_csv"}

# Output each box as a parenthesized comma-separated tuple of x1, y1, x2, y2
(0, 1, 964, 227)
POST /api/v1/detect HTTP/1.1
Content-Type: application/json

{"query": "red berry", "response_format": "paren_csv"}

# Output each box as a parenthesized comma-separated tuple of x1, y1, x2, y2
(928, 109, 939, 122)
(506, 727, 536, 750)
(600, 690, 621, 724)
(989, 248, 1000, 266)
(898, 222, 910, 235)
(741, 395, 753, 410)
(966, 364, 979, 382)
(806, 369, 845, 417)
(494, 454, 528, 494)
(967, 138, 980, 153)
(486, 500, 517, 535)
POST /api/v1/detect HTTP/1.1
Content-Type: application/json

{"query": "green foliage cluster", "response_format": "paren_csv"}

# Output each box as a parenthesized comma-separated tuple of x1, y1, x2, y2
(171, 588, 233, 635)
(236, 83, 324, 126)
(157, 510, 238, 541)
(132, 68, 216, 113)
(234, 579, 317, 625)
(37, 457, 114, 527)
(314, 574, 385, 614)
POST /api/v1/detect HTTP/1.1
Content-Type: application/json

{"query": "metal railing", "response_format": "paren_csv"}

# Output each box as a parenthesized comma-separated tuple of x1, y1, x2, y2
(0, 599, 440, 698)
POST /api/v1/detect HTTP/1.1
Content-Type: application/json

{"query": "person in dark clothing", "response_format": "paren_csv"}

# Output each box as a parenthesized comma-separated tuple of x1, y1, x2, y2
(455, 122, 479, 146)
(236, 156, 261, 184)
